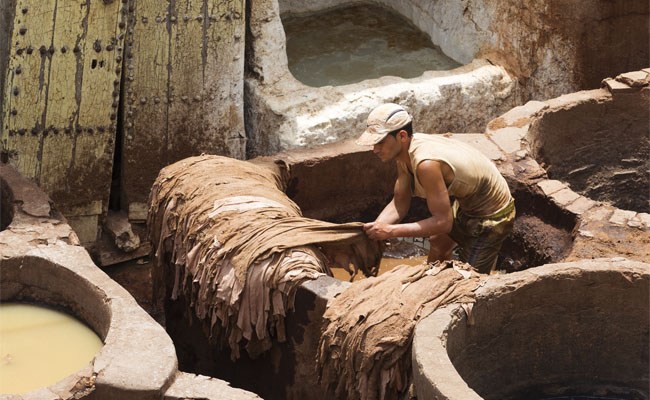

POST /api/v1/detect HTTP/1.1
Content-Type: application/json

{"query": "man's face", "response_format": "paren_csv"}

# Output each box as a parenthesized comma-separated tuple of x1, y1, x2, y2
(372, 133, 402, 162)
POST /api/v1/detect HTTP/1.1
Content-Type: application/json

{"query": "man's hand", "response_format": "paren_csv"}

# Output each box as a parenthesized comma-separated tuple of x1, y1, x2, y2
(363, 221, 394, 240)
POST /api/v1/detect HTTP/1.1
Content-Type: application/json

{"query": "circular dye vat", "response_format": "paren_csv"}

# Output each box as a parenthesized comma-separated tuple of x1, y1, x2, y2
(412, 263, 649, 400)
(527, 90, 649, 213)
(0, 303, 103, 395)
(283, 4, 461, 87)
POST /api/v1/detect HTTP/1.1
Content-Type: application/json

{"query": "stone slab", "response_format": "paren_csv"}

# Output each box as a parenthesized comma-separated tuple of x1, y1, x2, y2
(627, 213, 650, 230)
(66, 215, 99, 245)
(602, 78, 637, 93)
(498, 100, 547, 126)
(449, 133, 505, 161)
(565, 196, 596, 215)
(551, 188, 581, 206)
(584, 206, 614, 222)
(609, 209, 637, 226)
(616, 71, 649, 87)
(489, 127, 526, 154)
(537, 179, 567, 196)
(164, 372, 261, 400)
(67, 201, 103, 217)
(128, 202, 149, 222)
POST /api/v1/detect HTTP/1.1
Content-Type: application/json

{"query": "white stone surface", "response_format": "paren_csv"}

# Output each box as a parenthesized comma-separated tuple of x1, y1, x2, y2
(489, 126, 526, 153)
(551, 188, 581, 206)
(565, 196, 597, 215)
(537, 180, 567, 196)
(496, 100, 548, 126)
(247, 60, 517, 154)
(609, 209, 637, 226)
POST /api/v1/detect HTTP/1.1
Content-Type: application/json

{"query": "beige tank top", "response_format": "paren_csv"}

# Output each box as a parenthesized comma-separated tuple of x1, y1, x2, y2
(397, 133, 512, 216)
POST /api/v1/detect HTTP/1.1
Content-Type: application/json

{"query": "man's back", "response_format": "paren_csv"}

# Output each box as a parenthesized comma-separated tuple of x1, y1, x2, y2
(398, 133, 512, 216)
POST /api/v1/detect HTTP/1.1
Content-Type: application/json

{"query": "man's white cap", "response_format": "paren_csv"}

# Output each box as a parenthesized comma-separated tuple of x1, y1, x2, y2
(356, 103, 412, 146)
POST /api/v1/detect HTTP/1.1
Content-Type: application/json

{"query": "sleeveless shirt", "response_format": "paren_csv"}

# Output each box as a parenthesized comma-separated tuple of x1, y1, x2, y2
(396, 133, 512, 217)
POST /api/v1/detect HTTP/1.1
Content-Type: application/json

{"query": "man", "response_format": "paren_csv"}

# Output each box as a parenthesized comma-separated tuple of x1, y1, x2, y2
(357, 103, 515, 274)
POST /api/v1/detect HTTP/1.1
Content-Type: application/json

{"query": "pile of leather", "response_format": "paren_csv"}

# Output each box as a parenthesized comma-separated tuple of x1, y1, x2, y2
(317, 260, 482, 400)
(147, 155, 381, 359)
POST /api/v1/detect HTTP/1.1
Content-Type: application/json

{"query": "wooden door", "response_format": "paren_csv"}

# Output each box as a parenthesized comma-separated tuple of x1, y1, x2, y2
(1, 0, 127, 243)
(121, 0, 246, 220)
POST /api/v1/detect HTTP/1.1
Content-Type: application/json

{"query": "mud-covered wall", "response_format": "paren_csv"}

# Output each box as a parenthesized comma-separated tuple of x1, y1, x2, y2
(121, 0, 246, 220)
(479, 0, 649, 97)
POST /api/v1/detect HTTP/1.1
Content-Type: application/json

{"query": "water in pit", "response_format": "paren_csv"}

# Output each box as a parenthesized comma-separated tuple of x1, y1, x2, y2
(332, 255, 428, 281)
(0, 303, 103, 394)
(332, 238, 429, 281)
(283, 4, 461, 87)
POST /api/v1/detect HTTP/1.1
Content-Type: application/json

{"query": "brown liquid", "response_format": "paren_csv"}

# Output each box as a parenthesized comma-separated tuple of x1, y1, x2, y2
(331, 255, 428, 282)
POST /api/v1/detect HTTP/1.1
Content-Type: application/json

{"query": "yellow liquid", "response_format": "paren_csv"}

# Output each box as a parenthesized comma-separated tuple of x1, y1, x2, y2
(0, 303, 103, 394)
(332, 256, 428, 282)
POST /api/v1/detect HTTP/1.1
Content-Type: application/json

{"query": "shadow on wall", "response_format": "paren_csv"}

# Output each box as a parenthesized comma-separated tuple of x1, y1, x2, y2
(1, 177, 13, 231)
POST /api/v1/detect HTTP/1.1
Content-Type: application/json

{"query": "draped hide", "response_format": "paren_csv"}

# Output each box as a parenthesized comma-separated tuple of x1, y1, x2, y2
(148, 155, 382, 359)
(317, 260, 482, 400)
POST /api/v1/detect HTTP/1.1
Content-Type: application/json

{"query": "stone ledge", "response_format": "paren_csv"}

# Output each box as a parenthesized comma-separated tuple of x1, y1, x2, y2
(601, 77, 639, 93)
(450, 133, 505, 161)
(537, 179, 567, 196)
(627, 213, 650, 230)
(609, 209, 637, 226)
(615, 71, 649, 87)
(565, 196, 597, 215)
(488, 126, 526, 154)
(550, 188, 581, 207)
(489, 100, 547, 129)
(164, 372, 261, 400)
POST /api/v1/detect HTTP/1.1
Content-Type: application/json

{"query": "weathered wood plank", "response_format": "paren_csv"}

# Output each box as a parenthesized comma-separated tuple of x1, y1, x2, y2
(167, 0, 205, 158)
(122, 0, 246, 215)
(204, 0, 245, 150)
(78, 0, 122, 128)
(39, 0, 86, 195)
(59, 0, 123, 215)
(3, 0, 56, 180)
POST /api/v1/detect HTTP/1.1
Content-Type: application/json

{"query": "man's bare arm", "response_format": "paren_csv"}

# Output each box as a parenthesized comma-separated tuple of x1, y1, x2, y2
(364, 160, 452, 240)
(375, 168, 412, 224)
